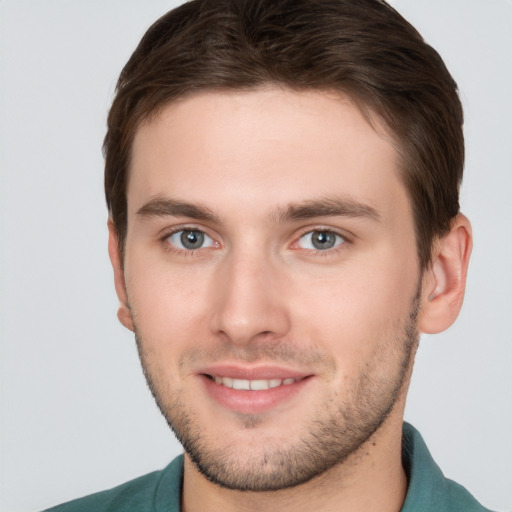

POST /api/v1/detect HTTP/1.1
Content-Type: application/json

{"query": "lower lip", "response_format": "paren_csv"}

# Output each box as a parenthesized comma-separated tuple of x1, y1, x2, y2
(201, 375, 312, 415)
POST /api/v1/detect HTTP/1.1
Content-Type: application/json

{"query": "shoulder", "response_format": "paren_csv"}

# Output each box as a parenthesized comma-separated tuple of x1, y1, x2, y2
(42, 455, 184, 512)
(401, 423, 494, 512)
(442, 477, 495, 512)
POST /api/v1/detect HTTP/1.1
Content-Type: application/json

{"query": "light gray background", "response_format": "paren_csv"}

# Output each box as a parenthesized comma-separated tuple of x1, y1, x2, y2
(1, 1, 511, 511)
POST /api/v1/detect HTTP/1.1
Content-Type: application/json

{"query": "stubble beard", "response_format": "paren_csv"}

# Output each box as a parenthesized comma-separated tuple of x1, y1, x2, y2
(134, 289, 420, 492)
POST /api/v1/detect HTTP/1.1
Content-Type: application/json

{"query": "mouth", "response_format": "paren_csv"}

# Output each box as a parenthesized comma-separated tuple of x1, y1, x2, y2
(204, 374, 303, 391)
(198, 367, 313, 415)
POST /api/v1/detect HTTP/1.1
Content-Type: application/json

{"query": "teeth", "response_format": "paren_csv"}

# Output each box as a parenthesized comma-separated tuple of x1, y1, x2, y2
(250, 379, 270, 391)
(232, 379, 250, 390)
(211, 376, 299, 390)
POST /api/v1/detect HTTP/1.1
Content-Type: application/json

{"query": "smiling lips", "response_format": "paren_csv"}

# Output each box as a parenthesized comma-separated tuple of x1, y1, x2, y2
(200, 367, 312, 414)
(209, 375, 301, 390)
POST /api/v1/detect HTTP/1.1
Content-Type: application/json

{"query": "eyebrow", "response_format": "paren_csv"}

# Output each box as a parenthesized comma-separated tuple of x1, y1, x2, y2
(136, 195, 380, 224)
(271, 197, 381, 223)
(137, 197, 220, 223)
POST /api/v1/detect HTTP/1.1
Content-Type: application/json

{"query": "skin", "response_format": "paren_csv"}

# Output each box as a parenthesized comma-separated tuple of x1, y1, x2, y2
(108, 87, 472, 512)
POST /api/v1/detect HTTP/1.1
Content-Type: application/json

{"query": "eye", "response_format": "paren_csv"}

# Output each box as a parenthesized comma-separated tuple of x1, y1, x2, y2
(167, 229, 215, 251)
(297, 230, 345, 251)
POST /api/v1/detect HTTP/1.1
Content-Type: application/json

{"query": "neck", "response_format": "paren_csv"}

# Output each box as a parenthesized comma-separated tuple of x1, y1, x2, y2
(181, 412, 408, 512)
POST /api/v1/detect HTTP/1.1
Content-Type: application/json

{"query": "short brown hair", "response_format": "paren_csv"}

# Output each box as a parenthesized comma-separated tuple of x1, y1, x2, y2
(104, 0, 463, 269)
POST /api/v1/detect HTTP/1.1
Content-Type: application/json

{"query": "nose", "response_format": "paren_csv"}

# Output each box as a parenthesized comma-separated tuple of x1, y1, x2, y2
(209, 250, 291, 346)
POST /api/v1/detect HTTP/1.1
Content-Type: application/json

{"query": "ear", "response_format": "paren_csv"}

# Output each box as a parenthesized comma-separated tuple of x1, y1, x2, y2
(418, 214, 473, 334)
(107, 219, 134, 332)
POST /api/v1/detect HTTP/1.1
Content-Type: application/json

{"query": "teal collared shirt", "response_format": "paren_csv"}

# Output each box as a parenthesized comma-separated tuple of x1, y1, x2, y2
(44, 423, 494, 511)
(400, 423, 493, 511)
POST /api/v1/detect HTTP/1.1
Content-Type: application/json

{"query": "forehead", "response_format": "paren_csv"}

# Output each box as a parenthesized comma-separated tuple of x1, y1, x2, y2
(128, 87, 409, 223)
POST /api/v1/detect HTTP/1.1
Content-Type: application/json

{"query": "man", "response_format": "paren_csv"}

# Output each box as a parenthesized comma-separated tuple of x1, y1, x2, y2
(44, 0, 492, 510)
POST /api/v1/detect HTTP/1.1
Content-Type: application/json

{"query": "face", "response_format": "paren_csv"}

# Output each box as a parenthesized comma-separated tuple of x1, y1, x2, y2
(119, 88, 422, 490)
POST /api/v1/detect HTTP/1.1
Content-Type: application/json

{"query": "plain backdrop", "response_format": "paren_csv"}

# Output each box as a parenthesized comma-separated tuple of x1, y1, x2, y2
(0, 1, 511, 511)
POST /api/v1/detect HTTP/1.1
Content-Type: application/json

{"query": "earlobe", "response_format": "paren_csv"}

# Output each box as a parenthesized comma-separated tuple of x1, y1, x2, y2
(107, 220, 134, 332)
(418, 214, 473, 334)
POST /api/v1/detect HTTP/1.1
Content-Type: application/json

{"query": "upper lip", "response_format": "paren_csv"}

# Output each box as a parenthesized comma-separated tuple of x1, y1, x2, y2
(198, 364, 312, 381)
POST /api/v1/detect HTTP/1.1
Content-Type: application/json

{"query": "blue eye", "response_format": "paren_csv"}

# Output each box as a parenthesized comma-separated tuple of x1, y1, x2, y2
(297, 230, 345, 251)
(167, 229, 215, 250)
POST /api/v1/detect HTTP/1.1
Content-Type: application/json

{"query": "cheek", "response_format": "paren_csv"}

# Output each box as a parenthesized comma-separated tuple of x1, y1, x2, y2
(288, 254, 418, 365)
(125, 257, 213, 354)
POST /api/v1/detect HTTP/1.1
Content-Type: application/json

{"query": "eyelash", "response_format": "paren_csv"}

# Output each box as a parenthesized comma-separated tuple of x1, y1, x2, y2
(160, 226, 217, 256)
(292, 227, 351, 256)
(159, 226, 352, 256)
